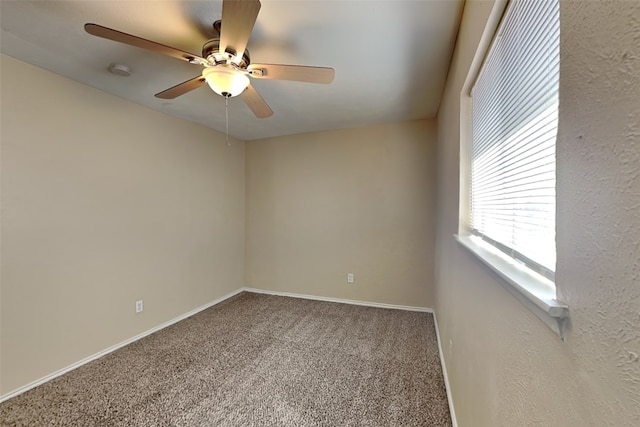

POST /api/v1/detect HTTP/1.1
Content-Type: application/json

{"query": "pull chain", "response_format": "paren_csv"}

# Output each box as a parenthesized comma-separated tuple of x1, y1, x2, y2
(225, 96, 231, 147)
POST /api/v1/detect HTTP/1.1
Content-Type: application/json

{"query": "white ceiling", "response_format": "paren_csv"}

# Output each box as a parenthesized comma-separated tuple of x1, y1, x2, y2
(0, 0, 463, 141)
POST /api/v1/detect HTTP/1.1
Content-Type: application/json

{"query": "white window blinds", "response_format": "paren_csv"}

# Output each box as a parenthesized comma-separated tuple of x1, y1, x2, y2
(470, 0, 559, 279)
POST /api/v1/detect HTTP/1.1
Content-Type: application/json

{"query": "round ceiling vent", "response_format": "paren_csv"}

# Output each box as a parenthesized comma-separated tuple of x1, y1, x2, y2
(108, 63, 131, 77)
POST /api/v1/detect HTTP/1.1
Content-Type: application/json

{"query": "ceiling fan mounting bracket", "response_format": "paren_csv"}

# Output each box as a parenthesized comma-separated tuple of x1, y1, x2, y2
(213, 20, 222, 36)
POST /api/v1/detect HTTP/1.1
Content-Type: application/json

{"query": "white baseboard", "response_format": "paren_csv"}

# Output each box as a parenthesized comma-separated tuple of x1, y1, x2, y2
(433, 312, 458, 427)
(242, 287, 434, 312)
(0, 288, 244, 403)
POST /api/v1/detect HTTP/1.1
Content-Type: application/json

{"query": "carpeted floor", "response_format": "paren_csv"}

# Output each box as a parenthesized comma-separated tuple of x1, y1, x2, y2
(0, 292, 451, 426)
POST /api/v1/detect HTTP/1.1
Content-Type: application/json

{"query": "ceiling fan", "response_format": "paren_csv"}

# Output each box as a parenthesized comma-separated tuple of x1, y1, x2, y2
(84, 0, 335, 119)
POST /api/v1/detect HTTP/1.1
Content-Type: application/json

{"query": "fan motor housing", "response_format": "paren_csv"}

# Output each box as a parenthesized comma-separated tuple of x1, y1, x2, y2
(202, 39, 250, 68)
(204, 20, 250, 68)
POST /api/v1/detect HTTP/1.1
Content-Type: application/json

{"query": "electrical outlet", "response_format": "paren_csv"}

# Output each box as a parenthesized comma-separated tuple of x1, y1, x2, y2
(347, 273, 354, 283)
(135, 300, 143, 313)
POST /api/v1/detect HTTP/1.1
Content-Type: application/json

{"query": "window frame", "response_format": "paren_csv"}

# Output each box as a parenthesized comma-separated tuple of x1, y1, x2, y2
(457, 0, 568, 339)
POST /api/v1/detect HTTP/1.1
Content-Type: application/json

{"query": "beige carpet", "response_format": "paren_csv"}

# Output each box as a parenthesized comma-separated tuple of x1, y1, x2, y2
(0, 292, 451, 426)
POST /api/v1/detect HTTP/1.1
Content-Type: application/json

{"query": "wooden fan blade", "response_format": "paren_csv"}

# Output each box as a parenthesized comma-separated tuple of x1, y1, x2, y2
(155, 76, 207, 99)
(85, 23, 206, 64)
(248, 64, 335, 84)
(220, 0, 261, 60)
(240, 83, 273, 118)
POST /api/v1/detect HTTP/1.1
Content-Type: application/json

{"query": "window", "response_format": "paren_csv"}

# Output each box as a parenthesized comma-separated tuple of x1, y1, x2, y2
(458, 0, 568, 337)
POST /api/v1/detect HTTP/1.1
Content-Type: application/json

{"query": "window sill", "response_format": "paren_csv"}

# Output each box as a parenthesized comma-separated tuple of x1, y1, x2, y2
(455, 235, 569, 339)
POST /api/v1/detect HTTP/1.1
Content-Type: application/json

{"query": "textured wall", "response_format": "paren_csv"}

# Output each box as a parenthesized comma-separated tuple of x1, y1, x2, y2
(435, 1, 640, 426)
(245, 120, 437, 307)
(0, 55, 245, 395)
(556, 0, 640, 420)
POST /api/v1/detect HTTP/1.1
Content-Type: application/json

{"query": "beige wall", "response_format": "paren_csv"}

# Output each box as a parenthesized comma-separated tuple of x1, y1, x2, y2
(0, 55, 245, 395)
(245, 121, 437, 307)
(435, 1, 640, 426)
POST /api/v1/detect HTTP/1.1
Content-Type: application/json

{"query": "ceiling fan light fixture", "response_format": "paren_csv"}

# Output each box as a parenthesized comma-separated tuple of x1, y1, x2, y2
(202, 65, 249, 98)
(84, 0, 334, 119)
